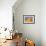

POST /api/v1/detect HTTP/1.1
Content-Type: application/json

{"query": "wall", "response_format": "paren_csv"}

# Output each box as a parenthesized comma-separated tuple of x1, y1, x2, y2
(41, 0, 46, 46)
(0, 0, 16, 30)
(13, 0, 41, 46)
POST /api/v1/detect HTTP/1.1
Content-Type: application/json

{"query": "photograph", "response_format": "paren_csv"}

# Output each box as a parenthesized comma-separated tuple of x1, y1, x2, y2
(23, 15, 35, 24)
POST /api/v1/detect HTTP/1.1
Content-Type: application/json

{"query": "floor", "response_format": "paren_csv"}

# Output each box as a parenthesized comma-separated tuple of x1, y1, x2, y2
(0, 39, 24, 46)
(0, 39, 16, 46)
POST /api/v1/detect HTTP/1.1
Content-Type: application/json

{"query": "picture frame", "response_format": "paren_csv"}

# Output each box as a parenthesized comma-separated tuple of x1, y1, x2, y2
(23, 15, 35, 24)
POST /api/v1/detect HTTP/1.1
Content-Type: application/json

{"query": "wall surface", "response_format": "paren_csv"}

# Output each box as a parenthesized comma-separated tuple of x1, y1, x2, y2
(0, 0, 16, 29)
(13, 0, 41, 46)
(41, 0, 46, 46)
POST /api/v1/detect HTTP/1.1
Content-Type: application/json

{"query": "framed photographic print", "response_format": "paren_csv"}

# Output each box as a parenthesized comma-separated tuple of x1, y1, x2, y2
(23, 15, 35, 24)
